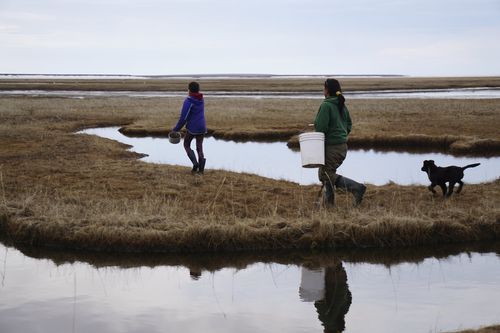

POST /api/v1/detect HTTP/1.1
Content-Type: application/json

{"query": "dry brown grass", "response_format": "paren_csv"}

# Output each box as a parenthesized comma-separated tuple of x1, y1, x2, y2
(107, 96, 500, 155)
(0, 81, 499, 253)
(2, 178, 498, 252)
(2, 76, 500, 92)
(3, 77, 500, 154)
(447, 325, 500, 333)
(114, 93, 500, 155)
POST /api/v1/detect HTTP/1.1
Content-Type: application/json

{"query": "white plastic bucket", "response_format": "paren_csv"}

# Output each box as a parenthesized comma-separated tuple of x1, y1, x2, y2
(299, 132, 325, 168)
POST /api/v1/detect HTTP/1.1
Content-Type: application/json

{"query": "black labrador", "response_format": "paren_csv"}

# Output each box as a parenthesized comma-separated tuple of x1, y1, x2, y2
(421, 160, 480, 197)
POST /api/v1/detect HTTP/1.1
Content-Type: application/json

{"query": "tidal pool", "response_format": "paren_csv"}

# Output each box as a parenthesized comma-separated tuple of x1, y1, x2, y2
(1, 242, 499, 333)
(79, 127, 499, 186)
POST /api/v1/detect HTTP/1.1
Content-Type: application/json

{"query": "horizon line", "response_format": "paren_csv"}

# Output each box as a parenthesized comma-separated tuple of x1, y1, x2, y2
(0, 73, 407, 78)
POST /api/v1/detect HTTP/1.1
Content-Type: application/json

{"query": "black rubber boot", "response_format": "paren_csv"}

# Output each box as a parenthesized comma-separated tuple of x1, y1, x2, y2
(198, 158, 206, 174)
(335, 175, 366, 206)
(187, 150, 199, 173)
(323, 181, 335, 207)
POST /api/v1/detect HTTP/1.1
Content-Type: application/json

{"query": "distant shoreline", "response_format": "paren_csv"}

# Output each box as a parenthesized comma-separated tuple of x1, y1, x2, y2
(0, 73, 407, 80)
(2, 76, 500, 93)
(2, 87, 500, 100)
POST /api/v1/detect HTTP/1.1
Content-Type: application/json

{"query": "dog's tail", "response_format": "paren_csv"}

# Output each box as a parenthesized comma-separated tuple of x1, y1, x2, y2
(462, 163, 480, 170)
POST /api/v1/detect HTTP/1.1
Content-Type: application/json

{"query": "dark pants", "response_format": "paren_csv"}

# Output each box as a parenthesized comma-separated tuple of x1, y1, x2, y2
(184, 132, 204, 161)
(318, 143, 347, 184)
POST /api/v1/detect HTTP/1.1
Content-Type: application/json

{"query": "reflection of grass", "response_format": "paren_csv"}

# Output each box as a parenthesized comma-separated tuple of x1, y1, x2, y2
(0, 87, 499, 253)
(11, 238, 500, 270)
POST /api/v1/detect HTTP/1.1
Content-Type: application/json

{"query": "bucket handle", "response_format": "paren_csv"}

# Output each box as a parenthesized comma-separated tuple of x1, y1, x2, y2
(300, 123, 315, 134)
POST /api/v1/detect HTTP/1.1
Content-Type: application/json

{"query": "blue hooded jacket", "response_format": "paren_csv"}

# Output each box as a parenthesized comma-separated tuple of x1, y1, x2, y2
(173, 93, 207, 135)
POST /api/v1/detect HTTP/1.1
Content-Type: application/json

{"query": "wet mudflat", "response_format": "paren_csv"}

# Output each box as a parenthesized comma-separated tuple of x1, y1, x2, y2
(1, 242, 499, 333)
(79, 127, 500, 186)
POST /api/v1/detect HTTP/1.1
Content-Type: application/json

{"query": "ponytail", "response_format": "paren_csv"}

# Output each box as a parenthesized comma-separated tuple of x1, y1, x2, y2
(324, 78, 346, 117)
(337, 93, 346, 118)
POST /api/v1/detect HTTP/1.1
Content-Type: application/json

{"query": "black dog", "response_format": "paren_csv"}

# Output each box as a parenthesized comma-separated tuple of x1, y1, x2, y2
(421, 160, 480, 197)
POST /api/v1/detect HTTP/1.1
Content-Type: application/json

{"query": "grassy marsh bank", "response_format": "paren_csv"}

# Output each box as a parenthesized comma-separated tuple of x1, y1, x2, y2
(450, 326, 500, 333)
(121, 97, 500, 155)
(0, 93, 499, 253)
(3, 77, 500, 154)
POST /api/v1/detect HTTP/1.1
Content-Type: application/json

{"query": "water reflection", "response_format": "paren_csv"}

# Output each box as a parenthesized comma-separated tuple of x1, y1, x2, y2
(1, 241, 499, 333)
(79, 127, 500, 185)
(301, 261, 351, 333)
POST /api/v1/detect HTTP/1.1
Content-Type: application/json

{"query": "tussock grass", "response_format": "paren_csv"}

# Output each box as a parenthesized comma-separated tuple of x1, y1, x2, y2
(1, 80, 500, 253)
(1, 149, 498, 253)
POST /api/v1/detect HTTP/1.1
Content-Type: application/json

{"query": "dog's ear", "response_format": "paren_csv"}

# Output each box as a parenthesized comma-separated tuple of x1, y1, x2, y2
(429, 160, 435, 165)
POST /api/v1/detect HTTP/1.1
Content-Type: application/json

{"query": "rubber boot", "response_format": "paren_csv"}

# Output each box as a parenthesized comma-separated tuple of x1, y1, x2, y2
(198, 158, 206, 174)
(187, 150, 199, 173)
(323, 181, 335, 208)
(335, 175, 366, 206)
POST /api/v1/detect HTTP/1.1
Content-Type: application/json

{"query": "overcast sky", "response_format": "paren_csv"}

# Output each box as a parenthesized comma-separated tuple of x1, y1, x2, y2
(1, 0, 499, 76)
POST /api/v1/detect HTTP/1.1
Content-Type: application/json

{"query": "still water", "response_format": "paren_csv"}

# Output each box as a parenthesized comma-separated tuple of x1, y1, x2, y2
(1, 242, 499, 333)
(79, 127, 500, 186)
(2, 87, 500, 99)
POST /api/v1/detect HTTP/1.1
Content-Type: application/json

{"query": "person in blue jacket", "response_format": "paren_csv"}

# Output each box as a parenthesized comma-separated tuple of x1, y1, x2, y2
(172, 81, 207, 174)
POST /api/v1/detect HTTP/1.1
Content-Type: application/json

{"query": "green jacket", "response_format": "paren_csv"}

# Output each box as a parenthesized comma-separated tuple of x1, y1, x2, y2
(314, 96, 352, 145)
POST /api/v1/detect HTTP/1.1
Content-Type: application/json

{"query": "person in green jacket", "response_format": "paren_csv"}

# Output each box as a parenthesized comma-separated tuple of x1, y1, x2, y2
(314, 78, 366, 207)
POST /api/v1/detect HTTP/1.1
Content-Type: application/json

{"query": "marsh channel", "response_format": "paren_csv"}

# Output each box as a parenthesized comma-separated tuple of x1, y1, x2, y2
(1, 241, 499, 333)
(79, 127, 500, 186)
(2, 87, 500, 99)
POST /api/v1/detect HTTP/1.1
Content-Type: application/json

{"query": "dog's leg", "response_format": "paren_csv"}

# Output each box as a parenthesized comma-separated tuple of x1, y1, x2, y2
(456, 180, 464, 193)
(428, 184, 437, 195)
(447, 182, 456, 197)
(439, 183, 447, 197)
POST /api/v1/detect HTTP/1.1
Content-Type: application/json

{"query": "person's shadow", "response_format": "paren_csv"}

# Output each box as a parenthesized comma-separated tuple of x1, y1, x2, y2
(299, 260, 352, 333)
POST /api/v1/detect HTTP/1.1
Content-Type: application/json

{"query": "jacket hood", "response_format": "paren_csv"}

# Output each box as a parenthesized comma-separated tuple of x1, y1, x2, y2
(189, 92, 204, 101)
(323, 96, 339, 105)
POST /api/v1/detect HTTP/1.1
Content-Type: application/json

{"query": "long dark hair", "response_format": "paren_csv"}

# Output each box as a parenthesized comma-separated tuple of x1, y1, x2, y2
(324, 78, 345, 116)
